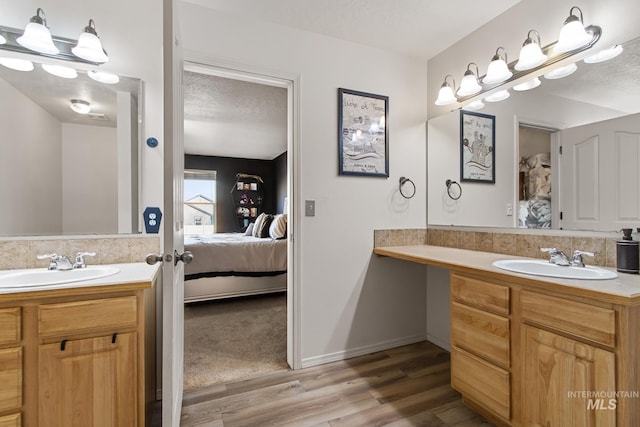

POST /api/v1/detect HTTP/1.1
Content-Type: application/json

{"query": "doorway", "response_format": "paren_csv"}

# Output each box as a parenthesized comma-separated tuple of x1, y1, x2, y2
(180, 59, 298, 390)
(517, 123, 557, 229)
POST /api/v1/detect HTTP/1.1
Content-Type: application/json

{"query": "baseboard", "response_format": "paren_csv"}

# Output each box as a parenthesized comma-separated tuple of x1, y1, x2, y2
(300, 334, 427, 368)
(426, 333, 451, 352)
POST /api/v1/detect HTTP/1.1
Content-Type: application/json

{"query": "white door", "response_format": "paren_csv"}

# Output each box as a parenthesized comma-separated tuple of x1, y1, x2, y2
(162, 0, 187, 424)
(559, 114, 640, 231)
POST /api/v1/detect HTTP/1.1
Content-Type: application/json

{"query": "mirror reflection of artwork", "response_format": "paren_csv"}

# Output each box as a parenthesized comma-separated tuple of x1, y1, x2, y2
(518, 153, 551, 228)
(460, 111, 495, 183)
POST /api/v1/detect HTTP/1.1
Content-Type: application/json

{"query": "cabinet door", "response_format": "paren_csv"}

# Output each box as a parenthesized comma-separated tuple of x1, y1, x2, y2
(39, 333, 137, 427)
(522, 326, 616, 426)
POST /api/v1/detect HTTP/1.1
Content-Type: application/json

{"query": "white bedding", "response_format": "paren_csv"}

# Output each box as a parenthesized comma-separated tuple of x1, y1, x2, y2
(184, 233, 287, 279)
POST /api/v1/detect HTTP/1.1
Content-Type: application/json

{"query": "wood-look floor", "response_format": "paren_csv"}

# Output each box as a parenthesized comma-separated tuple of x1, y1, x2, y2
(180, 341, 495, 426)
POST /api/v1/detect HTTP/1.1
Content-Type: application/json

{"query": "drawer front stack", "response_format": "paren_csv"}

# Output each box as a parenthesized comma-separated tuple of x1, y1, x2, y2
(0, 308, 22, 427)
(450, 274, 511, 423)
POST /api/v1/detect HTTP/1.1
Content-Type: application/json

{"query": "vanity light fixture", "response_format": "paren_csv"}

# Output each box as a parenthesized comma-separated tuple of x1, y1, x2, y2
(544, 62, 578, 79)
(483, 47, 512, 85)
(0, 57, 34, 71)
(584, 44, 623, 64)
(42, 63, 77, 79)
(485, 90, 510, 103)
(72, 20, 108, 63)
(457, 62, 483, 97)
(88, 70, 120, 84)
(434, 6, 602, 107)
(554, 6, 593, 53)
(16, 8, 59, 55)
(69, 99, 91, 114)
(513, 77, 541, 91)
(515, 30, 547, 71)
(435, 75, 457, 106)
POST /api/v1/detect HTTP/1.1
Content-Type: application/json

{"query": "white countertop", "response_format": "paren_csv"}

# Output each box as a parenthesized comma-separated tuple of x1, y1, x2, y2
(0, 262, 161, 296)
(374, 245, 640, 306)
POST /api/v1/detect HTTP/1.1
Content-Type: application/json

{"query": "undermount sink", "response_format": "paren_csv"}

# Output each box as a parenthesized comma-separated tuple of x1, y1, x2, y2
(0, 266, 120, 288)
(492, 259, 618, 280)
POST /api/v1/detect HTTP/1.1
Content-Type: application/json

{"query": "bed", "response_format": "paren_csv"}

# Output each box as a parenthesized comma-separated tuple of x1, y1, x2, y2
(183, 233, 287, 302)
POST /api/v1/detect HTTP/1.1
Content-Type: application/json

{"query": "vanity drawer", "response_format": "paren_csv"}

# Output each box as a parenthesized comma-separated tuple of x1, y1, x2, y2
(0, 347, 22, 413)
(520, 291, 615, 348)
(0, 308, 21, 346)
(451, 346, 510, 422)
(451, 301, 510, 369)
(39, 296, 137, 339)
(451, 274, 510, 315)
(0, 413, 20, 427)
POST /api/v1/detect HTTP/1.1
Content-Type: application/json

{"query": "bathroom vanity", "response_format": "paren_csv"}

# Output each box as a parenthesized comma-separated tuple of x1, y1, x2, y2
(0, 263, 159, 427)
(374, 245, 640, 427)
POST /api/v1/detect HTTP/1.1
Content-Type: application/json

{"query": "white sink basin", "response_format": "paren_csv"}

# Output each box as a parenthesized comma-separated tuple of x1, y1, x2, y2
(492, 259, 618, 280)
(0, 266, 120, 288)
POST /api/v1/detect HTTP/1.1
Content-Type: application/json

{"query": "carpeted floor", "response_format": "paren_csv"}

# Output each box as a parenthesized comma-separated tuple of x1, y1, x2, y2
(183, 293, 289, 391)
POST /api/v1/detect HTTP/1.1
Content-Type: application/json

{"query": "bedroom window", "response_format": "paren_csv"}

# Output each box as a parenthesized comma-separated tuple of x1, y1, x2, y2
(184, 170, 216, 235)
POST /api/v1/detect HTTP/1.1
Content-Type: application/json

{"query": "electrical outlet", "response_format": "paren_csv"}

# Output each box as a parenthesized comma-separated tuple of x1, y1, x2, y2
(506, 203, 513, 216)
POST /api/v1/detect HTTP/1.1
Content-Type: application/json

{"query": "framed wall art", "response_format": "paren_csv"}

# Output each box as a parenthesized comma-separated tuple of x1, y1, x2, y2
(338, 88, 389, 177)
(460, 110, 495, 183)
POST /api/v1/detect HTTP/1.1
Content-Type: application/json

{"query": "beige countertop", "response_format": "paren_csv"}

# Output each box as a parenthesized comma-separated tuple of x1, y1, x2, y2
(0, 262, 161, 301)
(374, 245, 640, 306)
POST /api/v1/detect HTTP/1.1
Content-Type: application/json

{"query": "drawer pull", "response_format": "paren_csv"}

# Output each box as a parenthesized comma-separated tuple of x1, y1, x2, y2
(60, 339, 68, 351)
(112, 333, 117, 344)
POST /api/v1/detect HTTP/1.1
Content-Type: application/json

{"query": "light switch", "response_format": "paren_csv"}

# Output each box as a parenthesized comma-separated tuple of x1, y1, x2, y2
(305, 200, 315, 217)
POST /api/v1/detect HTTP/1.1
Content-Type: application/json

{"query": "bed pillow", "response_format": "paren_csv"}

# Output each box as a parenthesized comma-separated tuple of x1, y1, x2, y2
(252, 213, 266, 237)
(244, 222, 254, 236)
(269, 214, 287, 239)
(256, 214, 274, 238)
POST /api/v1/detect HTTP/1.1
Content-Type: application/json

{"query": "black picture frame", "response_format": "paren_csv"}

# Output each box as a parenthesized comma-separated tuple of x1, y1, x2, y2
(338, 88, 389, 177)
(460, 110, 496, 183)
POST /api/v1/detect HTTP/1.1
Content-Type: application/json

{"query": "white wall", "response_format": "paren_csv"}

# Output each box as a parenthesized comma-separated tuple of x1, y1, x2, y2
(61, 124, 118, 234)
(180, 3, 429, 364)
(0, 77, 62, 235)
(1, 0, 165, 233)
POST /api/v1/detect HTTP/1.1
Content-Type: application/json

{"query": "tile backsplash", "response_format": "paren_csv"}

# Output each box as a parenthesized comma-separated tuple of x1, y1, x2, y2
(374, 227, 621, 268)
(0, 235, 160, 270)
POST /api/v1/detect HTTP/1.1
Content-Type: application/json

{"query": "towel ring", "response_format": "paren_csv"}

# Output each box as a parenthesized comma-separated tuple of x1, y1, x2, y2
(445, 179, 462, 200)
(399, 177, 416, 199)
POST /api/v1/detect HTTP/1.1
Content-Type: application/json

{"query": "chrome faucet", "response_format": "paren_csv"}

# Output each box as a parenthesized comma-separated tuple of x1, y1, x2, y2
(37, 253, 74, 271)
(540, 248, 570, 266)
(570, 250, 595, 267)
(38, 252, 96, 270)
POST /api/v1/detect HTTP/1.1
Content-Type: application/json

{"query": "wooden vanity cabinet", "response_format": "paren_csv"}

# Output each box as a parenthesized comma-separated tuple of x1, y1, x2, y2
(520, 290, 617, 427)
(451, 272, 638, 427)
(0, 308, 22, 426)
(450, 274, 511, 425)
(0, 278, 156, 427)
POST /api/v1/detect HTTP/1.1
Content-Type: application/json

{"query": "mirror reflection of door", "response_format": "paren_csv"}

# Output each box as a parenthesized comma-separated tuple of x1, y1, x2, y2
(518, 125, 554, 229)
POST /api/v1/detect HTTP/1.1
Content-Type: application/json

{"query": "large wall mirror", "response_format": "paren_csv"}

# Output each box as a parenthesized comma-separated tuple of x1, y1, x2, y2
(428, 34, 640, 232)
(0, 60, 142, 236)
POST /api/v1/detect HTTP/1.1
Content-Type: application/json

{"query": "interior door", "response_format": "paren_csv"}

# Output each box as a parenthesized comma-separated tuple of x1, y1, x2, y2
(162, 0, 185, 424)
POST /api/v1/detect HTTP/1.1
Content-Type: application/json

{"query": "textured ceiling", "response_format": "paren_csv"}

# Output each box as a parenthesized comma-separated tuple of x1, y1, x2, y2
(182, 0, 522, 60)
(184, 71, 288, 160)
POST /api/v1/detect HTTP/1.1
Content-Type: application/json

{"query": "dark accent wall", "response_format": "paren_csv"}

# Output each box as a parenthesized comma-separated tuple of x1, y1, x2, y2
(274, 151, 287, 214)
(185, 154, 287, 232)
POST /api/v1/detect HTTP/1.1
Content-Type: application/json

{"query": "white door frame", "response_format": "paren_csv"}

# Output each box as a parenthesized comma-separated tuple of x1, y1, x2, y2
(183, 52, 302, 369)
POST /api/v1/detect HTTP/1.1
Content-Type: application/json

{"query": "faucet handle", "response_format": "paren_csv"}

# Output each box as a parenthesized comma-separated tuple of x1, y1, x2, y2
(37, 253, 59, 270)
(74, 252, 96, 269)
(540, 247, 558, 253)
(571, 250, 594, 267)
